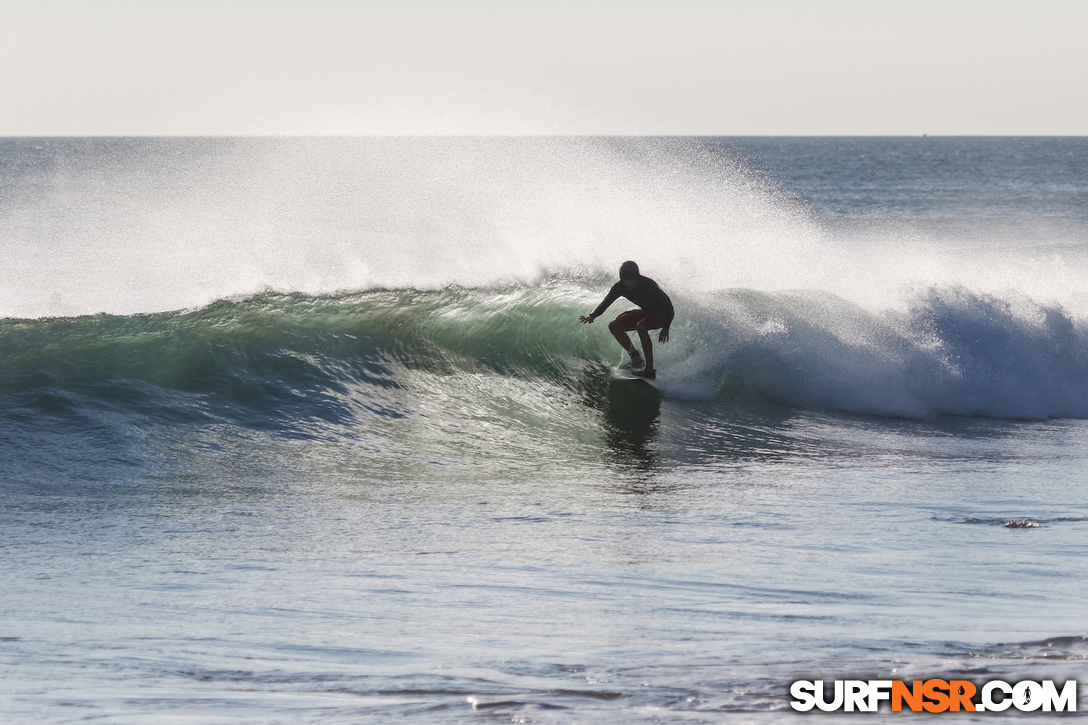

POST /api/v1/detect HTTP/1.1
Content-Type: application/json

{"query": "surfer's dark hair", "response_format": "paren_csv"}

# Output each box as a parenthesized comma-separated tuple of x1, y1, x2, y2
(619, 261, 639, 279)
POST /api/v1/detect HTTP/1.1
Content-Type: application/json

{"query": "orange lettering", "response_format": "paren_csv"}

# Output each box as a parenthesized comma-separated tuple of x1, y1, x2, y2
(922, 679, 950, 713)
(949, 680, 977, 711)
(892, 680, 924, 712)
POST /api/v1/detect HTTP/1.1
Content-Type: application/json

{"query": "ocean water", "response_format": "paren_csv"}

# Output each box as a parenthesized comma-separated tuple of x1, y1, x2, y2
(2, 137, 1087, 722)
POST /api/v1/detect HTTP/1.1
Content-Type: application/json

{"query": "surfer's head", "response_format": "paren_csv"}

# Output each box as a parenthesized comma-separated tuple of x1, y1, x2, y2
(619, 260, 640, 284)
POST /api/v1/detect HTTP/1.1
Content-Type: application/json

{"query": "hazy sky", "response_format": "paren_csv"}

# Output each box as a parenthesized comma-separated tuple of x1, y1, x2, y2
(2, 0, 1085, 135)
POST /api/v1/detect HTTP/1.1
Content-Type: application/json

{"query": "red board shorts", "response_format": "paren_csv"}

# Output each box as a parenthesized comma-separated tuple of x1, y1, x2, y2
(613, 309, 668, 331)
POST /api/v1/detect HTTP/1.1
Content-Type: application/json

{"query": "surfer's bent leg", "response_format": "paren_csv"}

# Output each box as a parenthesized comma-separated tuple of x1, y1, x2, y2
(636, 320, 655, 371)
(608, 316, 637, 354)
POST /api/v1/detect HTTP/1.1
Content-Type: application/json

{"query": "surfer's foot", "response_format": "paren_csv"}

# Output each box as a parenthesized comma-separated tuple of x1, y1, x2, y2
(620, 349, 645, 370)
(633, 368, 656, 380)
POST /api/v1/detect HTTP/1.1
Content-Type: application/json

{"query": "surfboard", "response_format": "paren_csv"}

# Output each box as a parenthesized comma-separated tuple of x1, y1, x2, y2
(612, 367, 664, 391)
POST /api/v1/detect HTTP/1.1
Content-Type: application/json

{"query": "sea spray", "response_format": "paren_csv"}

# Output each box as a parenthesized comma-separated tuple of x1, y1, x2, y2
(0, 136, 837, 317)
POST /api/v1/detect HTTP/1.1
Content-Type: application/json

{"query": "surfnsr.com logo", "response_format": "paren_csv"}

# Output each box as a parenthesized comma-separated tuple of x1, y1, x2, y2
(790, 679, 1077, 713)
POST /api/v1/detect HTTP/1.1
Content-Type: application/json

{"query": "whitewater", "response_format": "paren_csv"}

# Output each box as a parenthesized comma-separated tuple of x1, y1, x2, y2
(2, 137, 1087, 722)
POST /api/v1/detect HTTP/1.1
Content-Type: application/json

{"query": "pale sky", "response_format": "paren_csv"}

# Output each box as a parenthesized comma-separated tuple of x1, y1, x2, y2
(1, 0, 1085, 135)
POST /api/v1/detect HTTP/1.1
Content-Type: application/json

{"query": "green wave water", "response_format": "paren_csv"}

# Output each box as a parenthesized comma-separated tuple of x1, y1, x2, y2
(6, 278, 1088, 444)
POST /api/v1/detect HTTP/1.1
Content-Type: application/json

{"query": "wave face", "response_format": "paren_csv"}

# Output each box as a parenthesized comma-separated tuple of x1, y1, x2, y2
(4, 280, 1088, 431)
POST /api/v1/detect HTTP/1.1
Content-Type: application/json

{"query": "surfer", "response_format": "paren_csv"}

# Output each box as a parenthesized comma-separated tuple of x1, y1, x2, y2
(580, 261, 674, 380)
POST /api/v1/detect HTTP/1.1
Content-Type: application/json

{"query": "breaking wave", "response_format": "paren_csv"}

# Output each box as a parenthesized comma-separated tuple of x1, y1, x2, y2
(4, 279, 1088, 432)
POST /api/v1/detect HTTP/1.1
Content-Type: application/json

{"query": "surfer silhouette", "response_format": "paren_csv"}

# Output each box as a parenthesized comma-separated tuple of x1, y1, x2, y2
(580, 261, 674, 380)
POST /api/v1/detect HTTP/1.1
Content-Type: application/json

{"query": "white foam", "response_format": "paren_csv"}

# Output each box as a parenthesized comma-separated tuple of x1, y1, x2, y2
(662, 286, 1088, 419)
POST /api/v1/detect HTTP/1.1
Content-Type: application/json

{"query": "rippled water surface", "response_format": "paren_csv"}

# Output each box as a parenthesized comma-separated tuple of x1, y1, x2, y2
(3, 138, 1088, 722)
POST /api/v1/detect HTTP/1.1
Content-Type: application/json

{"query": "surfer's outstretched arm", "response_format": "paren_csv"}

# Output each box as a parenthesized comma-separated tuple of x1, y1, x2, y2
(581, 284, 623, 324)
